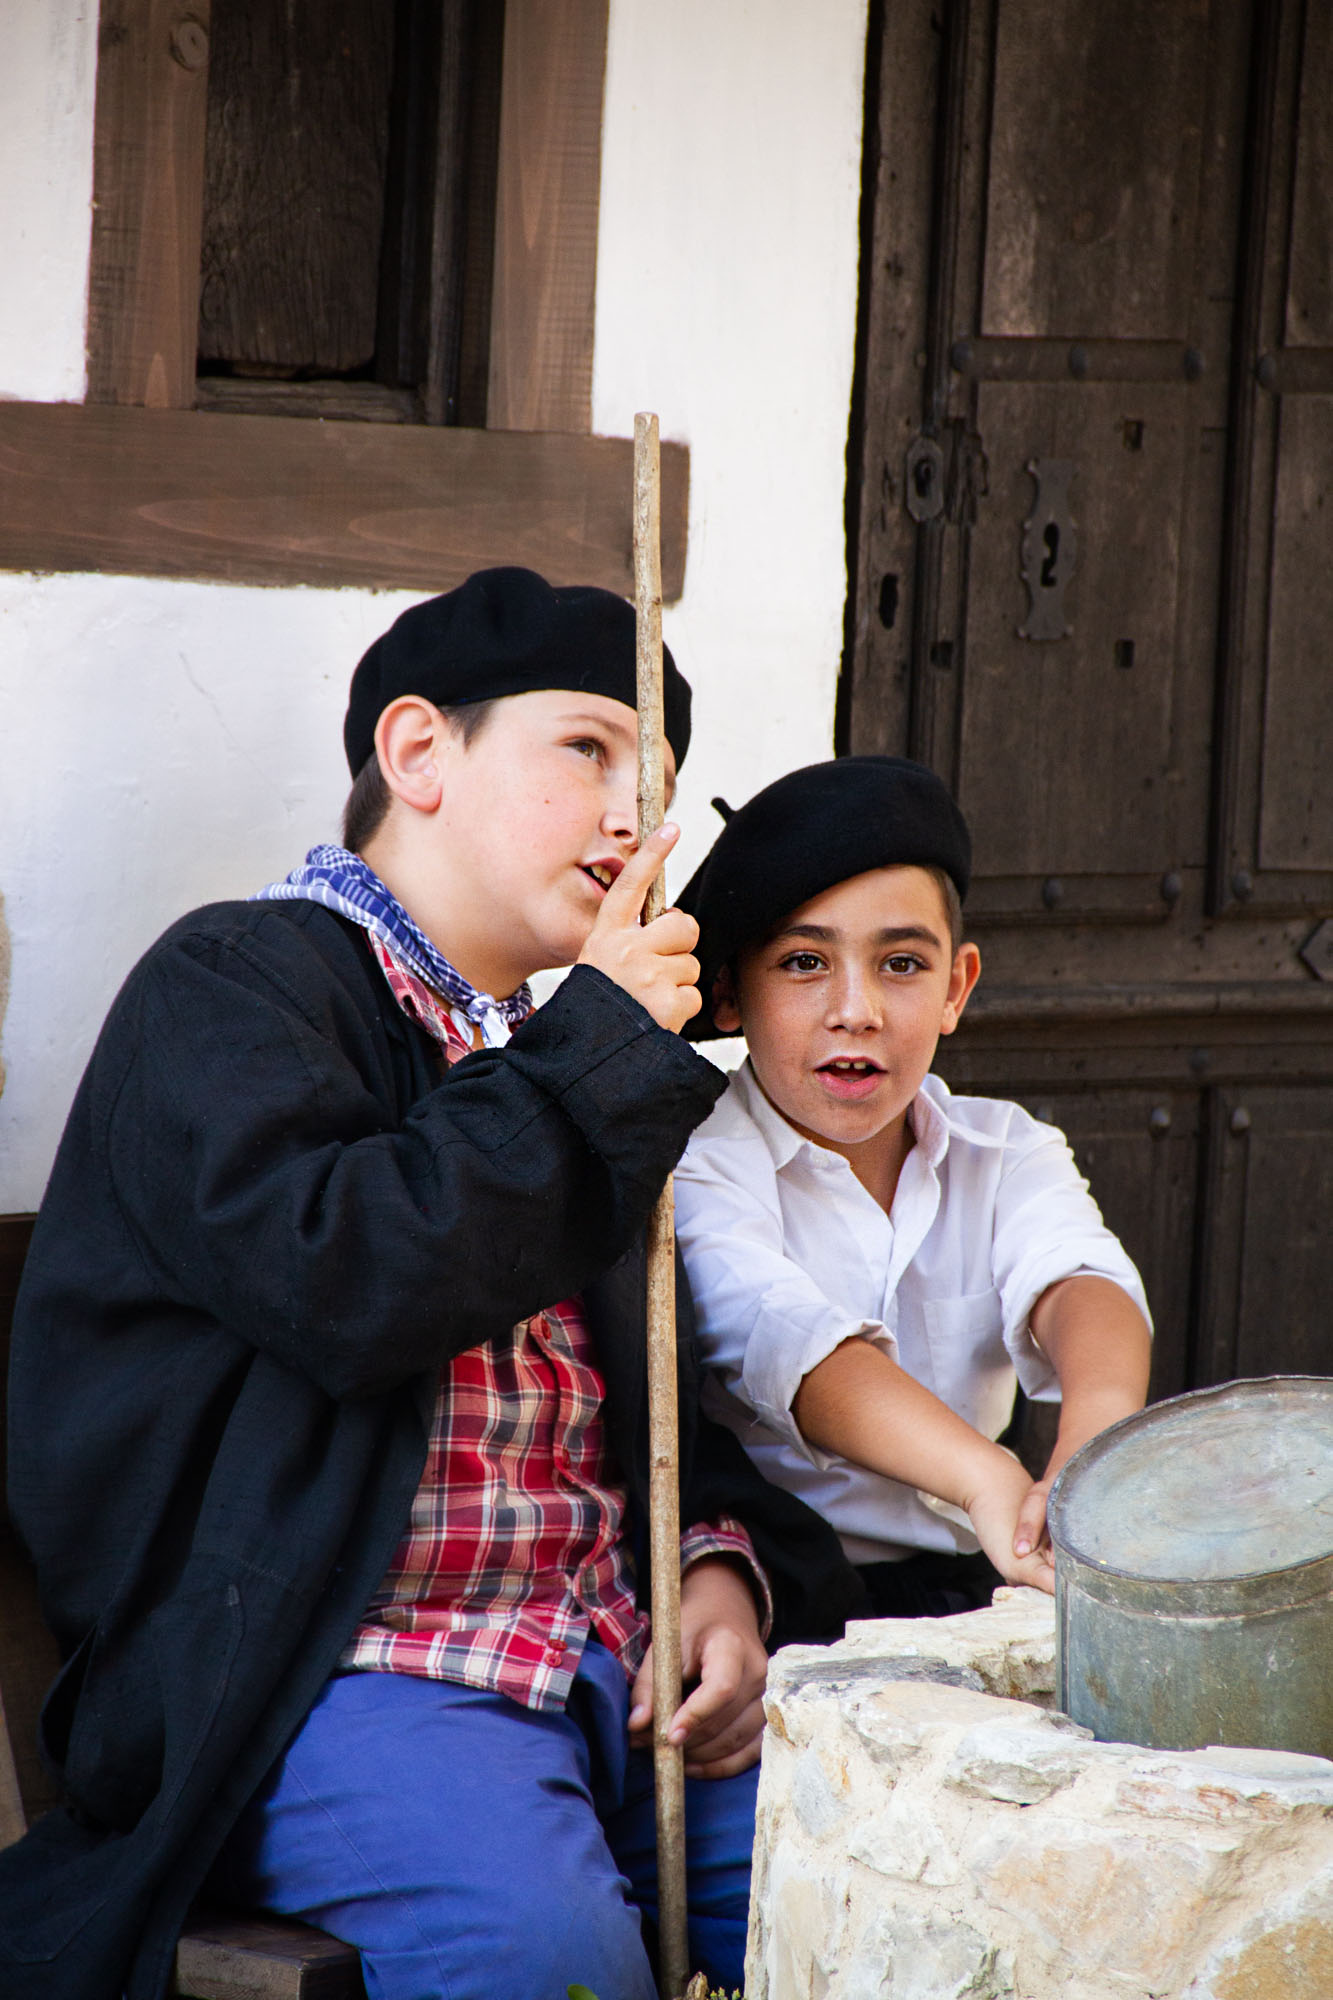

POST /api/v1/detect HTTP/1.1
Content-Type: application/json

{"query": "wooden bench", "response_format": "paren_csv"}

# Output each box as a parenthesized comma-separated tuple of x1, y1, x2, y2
(0, 1215, 365, 1998)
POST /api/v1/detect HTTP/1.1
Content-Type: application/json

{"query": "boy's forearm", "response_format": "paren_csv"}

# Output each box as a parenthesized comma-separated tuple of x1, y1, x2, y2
(1028, 1275, 1152, 1479)
(792, 1336, 1010, 1514)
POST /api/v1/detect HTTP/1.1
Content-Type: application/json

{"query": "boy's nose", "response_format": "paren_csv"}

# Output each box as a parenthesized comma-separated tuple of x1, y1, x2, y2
(601, 788, 638, 847)
(826, 974, 882, 1032)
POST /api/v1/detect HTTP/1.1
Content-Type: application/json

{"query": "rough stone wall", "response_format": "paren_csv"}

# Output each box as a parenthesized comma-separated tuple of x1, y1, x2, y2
(748, 1588, 1333, 2000)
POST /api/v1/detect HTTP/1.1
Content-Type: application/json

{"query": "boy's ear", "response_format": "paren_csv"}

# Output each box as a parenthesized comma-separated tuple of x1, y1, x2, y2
(711, 963, 743, 1035)
(373, 696, 448, 814)
(938, 941, 981, 1036)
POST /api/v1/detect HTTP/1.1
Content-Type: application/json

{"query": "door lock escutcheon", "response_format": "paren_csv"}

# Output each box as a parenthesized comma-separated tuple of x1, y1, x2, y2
(905, 435, 946, 523)
(1019, 458, 1076, 641)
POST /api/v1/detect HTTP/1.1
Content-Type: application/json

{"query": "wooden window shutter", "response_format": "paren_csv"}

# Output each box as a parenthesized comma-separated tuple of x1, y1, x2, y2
(0, 0, 688, 599)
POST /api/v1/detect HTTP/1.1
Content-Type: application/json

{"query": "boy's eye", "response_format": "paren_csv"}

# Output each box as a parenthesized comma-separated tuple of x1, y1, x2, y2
(885, 953, 925, 975)
(567, 737, 604, 761)
(778, 951, 826, 974)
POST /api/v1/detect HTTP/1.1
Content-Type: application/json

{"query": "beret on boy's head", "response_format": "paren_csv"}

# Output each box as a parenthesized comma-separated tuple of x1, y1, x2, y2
(343, 565, 692, 776)
(678, 755, 972, 1040)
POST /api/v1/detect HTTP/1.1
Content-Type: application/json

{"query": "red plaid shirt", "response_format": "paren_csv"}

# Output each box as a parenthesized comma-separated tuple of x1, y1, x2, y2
(341, 937, 768, 1710)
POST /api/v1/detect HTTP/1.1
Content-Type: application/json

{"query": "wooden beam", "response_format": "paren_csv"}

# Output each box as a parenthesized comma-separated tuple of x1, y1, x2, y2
(88, 2, 212, 407)
(487, 0, 608, 431)
(0, 404, 688, 598)
(174, 1913, 364, 1998)
(0, 1683, 25, 1852)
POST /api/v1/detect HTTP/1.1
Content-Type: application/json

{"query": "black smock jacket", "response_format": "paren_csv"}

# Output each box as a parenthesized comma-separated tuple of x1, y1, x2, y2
(1, 900, 865, 2000)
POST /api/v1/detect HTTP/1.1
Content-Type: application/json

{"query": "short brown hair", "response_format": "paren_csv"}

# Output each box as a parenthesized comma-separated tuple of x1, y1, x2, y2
(341, 698, 499, 853)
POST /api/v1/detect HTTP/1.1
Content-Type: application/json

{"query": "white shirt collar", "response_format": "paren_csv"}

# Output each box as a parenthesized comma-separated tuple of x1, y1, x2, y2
(728, 1057, 953, 1180)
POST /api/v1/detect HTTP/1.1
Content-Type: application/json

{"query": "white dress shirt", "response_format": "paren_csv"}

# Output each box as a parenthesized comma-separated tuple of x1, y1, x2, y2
(675, 1062, 1151, 1564)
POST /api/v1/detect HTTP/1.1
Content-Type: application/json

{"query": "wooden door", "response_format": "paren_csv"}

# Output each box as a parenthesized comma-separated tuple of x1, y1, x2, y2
(845, 0, 1333, 1399)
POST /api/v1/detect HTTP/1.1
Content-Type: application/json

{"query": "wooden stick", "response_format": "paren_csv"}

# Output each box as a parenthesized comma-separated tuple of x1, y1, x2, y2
(633, 410, 690, 2000)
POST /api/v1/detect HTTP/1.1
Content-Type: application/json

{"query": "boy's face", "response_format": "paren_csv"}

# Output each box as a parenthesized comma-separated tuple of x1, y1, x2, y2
(714, 865, 979, 1164)
(426, 686, 675, 986)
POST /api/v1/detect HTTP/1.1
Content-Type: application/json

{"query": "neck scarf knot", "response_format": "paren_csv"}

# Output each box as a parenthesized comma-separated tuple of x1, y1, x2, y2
(254, 843, 532, 1048)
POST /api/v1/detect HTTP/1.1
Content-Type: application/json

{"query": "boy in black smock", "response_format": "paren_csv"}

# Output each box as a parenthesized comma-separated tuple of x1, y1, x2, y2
(1, 570, 860, 2000)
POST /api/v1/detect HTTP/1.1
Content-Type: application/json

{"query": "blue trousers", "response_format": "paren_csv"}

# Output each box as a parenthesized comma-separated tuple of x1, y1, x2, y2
(211, 1642, 758, 2000)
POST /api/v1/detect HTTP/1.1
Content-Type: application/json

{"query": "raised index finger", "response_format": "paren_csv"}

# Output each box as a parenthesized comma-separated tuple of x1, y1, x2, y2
(599, 822, 679, 923)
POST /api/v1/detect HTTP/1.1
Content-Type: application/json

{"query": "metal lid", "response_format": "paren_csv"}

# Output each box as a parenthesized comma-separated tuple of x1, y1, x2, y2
(1048, 1376, 1333, 1582)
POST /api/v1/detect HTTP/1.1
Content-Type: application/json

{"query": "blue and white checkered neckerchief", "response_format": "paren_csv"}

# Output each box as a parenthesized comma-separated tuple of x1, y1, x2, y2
(254, 842, 532, 1049)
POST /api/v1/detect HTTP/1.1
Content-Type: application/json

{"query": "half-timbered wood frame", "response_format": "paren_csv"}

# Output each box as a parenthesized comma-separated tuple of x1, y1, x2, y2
(0, 0, 689, 599)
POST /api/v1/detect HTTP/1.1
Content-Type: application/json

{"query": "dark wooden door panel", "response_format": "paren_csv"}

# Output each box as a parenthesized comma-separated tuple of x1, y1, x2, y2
(981, 1, 1213, 343)
(958, 382, 1208, 898)
(1198, 1086, 1333, 1386)
(1213, 0, 1333, 915)
(847, 0, 1333, 1405)
(1005, 1088, 1199, 1407)
(1258, 398, 1333, 877)
(1286, 1, 1333, 351)
(199, 0, 395, 373)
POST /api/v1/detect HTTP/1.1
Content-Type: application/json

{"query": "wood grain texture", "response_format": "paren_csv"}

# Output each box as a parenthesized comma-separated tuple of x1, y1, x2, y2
(633, 412, 688, 2000)
(487, 0, 608, 432)
(0, 403, 689, 597)
(197, 0, 392, 373)
(983, 0, 1211, 341)
(173, 1914, 364, 1999)
(0, 1681, 24, 1851)
(88, 1, 212, 407)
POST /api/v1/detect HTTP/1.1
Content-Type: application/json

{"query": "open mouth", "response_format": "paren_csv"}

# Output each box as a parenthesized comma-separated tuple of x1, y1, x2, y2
(815, 1057, 885, 1098)
(582, 861, 620, 893)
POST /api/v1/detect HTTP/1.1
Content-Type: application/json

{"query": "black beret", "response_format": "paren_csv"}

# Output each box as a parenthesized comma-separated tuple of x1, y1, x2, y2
(343, 566, 691, 776)
(678, 756, 972, 1040)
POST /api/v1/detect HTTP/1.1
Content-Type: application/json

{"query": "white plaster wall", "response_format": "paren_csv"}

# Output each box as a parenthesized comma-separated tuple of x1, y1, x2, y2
(0, 0, 97, 404)
(596, 0, 870, 884)
(0, 0, 868, 1208)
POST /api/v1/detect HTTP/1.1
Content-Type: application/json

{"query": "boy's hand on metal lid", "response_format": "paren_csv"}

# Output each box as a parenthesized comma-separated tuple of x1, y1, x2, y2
(577, 824, 703, 1035)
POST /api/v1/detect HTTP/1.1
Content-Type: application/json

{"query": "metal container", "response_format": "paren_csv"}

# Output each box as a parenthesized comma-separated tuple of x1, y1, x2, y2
(1048, 1376, 1333, 1755)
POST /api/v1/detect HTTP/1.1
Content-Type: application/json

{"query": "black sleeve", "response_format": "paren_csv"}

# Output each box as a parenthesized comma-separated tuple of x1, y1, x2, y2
(95, 920, 724, 1399)
(679, 1408, 870, 1649)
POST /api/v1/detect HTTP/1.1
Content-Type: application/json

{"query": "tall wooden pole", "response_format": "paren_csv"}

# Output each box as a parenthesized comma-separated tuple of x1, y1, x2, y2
(634, 410, 690, 2000)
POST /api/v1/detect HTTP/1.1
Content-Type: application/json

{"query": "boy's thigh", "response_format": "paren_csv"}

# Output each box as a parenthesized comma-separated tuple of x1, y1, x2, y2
(213, 1668, 656, 2000)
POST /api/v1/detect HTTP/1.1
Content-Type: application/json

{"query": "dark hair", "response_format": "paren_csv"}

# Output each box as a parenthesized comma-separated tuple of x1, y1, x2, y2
(341, 698, 499, 853)
(923, 865, 966, 954)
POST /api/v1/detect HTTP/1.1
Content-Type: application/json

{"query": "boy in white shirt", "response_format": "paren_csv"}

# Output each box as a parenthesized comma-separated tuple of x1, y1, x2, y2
(674, 756, 1152, 1618)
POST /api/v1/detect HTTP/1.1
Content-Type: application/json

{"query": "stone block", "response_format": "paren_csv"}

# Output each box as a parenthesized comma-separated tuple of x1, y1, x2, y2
(748, 1596, 1333, 1999)
(1184, 1862, 1333, 1999)
(836, 1912, 1015, 2000)
(839, 1585, 1057, 1705)
(845, 1793, 963, 1888)
(946, 1710, 1093, 1805)
(971, 1817, 1246, 1991)
(1115, 1745, 1333, 1825)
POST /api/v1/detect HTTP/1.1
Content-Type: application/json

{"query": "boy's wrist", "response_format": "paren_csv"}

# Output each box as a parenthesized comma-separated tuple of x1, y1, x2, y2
(953, 1434, 1026, 1518)
(1051, 1387, 1144, 1472)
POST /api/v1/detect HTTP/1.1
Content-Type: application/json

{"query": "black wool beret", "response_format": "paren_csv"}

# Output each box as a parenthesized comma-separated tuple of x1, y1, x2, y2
(343, 566, 692, 777)
(677, 755, 972, 1040)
